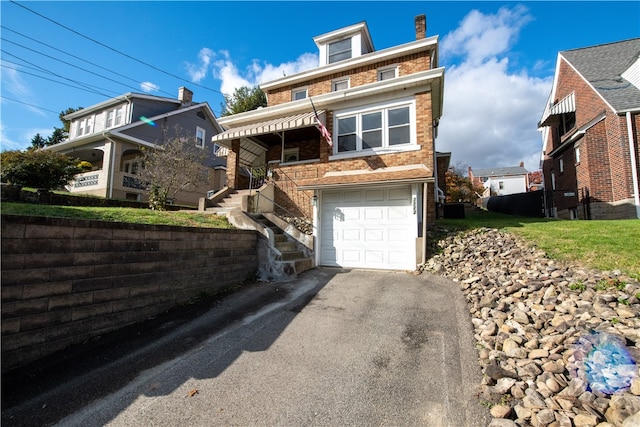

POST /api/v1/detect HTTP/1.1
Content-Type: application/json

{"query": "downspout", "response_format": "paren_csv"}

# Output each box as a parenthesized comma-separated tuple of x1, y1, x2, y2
(422, 183, 428, 265)
(626, 112, 640, 218)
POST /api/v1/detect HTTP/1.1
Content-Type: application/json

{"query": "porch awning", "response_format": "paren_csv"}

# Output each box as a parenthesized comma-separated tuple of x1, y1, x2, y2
(539, 92, 575, 127)
(211, 110, 324, 144)
(298, 164, 433, 190)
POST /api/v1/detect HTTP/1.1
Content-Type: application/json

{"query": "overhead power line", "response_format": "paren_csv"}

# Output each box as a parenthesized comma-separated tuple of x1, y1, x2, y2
(0, 95, 60, 114)
(1, 25, 179, 99)
(9, 0, 223, 96)
(1, 57, 116, 98)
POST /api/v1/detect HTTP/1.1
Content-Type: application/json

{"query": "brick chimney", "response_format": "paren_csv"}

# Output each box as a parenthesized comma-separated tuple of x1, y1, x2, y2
(178, 87, 193, 106)
(519, 161, 524, 167)
(415, 14, 426, 40)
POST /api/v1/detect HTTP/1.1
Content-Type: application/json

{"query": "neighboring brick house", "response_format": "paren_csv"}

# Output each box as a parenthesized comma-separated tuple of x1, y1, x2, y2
(539, 38, 640, 220)
(212, 16, 444, 271)
(469, 163, 529, 197)
(46, 87, 226, 207)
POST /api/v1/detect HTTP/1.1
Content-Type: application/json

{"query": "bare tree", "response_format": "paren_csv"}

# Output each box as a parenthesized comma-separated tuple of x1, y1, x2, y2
(137, 128, 209, 210)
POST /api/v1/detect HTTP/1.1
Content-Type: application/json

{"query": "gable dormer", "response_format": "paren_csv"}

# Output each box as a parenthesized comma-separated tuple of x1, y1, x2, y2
(313, 22, 374, 66)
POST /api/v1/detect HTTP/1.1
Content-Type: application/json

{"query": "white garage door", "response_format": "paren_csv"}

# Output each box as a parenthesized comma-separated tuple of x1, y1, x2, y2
(320, 186, 416, 270)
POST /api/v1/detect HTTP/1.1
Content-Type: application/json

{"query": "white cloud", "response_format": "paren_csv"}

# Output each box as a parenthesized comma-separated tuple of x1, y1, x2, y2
(437, 5, 551, 172)
(210, 50, 318, 95)
(140, 81, 160, 93)
(184, 47, 215, 83)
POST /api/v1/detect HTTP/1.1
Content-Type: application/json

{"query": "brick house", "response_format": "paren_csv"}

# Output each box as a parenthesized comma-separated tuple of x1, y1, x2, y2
(46, 87, 226, 207)
(211, 16, 444, 271)
(539, 38, 640, 220)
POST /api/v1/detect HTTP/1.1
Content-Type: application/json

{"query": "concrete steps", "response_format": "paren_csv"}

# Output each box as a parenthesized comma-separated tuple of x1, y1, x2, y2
(206, 190, 253, 215)
(251, 213, 314, 277)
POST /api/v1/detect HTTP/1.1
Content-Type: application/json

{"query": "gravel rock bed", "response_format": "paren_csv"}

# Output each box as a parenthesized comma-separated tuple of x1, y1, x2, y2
(422, 227, 640, 427)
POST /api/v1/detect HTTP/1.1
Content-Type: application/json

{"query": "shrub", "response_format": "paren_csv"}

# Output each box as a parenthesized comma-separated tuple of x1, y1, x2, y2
(1, 149, 83, 190)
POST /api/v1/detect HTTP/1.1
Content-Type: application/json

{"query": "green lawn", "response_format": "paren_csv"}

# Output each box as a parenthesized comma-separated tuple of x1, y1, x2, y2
(0, 202, 232, 229)
(438, 210, 640, 278)
(2, 202, 638, 278)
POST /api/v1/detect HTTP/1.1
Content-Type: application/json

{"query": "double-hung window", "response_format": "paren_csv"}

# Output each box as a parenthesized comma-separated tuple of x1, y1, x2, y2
(115, 107, 124, 126)
(328, 38, 352, 64)
(106, 110, 115, 128)
(335, 100, 414, 154)
(196, 127, 205, 148)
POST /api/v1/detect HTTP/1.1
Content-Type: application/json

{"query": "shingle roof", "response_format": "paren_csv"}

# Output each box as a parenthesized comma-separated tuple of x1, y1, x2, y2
(561, 38, 640, 112)
(472, 166, 528, 177)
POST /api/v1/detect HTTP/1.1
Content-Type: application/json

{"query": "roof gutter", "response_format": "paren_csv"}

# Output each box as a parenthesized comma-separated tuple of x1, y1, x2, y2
(219, 68, 445, 128)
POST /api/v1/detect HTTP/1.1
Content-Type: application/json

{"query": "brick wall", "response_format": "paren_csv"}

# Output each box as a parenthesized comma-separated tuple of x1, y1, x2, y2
(542, 57, 640, 219)
(1, 215, 258, 372)
(265, 51, 433, 107)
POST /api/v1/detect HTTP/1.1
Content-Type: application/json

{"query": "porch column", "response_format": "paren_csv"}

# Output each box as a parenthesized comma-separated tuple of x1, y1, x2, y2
(227, 139, 241, 190)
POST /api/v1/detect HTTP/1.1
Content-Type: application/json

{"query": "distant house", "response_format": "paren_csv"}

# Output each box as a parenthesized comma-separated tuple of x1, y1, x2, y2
(210, 15, 444, 271)
(46, 87, 226, 207)
(469, 163, 529, 197)
(538, 38, 640, 220)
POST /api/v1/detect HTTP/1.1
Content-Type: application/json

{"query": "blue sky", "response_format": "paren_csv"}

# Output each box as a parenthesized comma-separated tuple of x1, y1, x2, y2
(1, 1, 639, 171)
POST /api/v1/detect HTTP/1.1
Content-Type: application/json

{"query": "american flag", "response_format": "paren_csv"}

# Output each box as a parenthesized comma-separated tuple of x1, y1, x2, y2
(310, 99, 333, 147)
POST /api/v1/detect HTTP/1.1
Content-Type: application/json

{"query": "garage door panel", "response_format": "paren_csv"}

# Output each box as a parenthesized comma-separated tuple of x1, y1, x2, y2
(388, 228, 409, 241)
(365, 189, 384, 202)
(342, 250, 361, 262)
(343, 229, 361, 241)
(321, 186, 416, 270)
(364, 207, 384, 221)
(388, 205, 410, 220)
(364, 251, 384, 263)
(343, 191, 362, 203)
(364, 229, 384, 242)
(388, 187, 411, 200)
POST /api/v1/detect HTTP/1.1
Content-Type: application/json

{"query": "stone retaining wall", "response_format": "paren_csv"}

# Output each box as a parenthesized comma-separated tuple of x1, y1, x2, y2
(1, 215, 258, 372)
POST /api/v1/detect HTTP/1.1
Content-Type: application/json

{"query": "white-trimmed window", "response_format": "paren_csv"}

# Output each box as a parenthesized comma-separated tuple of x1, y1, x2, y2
(292, 88, 308, 101)
(378, 66, 398, 81)
(328, 38, 352, 64)
(559, 157, 564, 173)
(85, 116, 93, 134)
(334, 99, 414, 154)
(332, 78, 350, 92)
(76, 119, 84, 137)
(115, 107, 124, 126)
(196, 127, 206, 148)
(106, 110, 115, 128)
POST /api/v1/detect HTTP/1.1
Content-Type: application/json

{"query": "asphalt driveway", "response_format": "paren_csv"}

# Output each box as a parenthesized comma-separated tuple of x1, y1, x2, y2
(3, 268, 490, 427)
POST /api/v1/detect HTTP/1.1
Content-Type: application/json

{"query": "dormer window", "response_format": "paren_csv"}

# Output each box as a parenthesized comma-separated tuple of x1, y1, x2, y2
(292, 88, 308, 101)
(328, 38, 352, 64)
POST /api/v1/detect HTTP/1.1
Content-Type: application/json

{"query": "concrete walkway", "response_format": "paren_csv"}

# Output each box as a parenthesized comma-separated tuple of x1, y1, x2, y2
(2, 268, 490, 427)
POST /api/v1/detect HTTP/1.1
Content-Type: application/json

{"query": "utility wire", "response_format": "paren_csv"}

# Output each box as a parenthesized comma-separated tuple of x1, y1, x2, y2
(0, 95, 60, 114)
(1, 58, 116, 97)
(1, 25, 179, 98)
(9, 0, 224, 96)
(2, 37, 149, 95)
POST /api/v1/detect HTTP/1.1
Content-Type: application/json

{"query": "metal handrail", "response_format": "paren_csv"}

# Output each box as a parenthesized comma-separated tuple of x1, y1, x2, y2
(253, 188, 315, 231)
